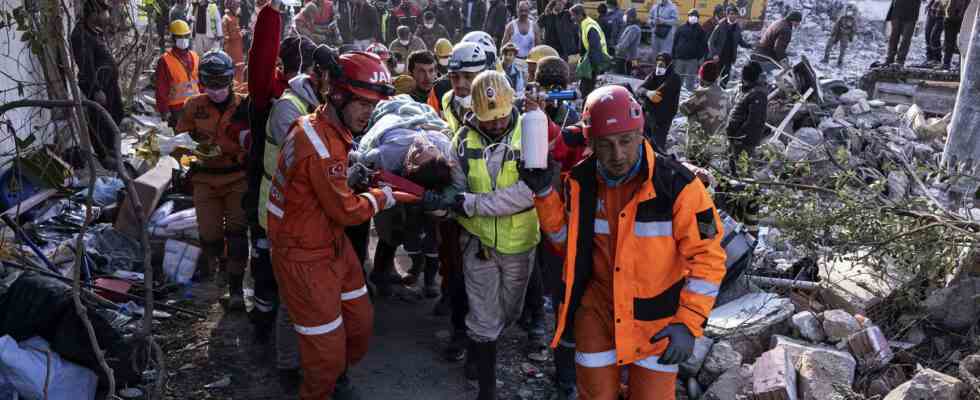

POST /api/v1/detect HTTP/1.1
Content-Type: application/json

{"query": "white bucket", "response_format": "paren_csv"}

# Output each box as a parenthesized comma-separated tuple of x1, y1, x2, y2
(521, 109, 549, 169)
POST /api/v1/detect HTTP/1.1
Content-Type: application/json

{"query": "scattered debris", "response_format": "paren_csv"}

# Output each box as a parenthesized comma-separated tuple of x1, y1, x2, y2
(882, 368, 965, 400)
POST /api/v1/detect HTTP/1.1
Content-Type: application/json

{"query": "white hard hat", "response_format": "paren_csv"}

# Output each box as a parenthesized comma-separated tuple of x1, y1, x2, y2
(449, 42, 488, 73)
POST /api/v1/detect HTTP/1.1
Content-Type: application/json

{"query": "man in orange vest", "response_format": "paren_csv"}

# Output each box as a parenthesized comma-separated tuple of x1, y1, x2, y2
(519, 85, 727, 400)
(156, 20, 200, 128)
(265, 49, 420, 399)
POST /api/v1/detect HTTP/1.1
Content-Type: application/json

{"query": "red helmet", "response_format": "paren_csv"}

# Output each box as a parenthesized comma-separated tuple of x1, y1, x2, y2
(365, 42, 391, 62)
(335, 52, 396, 101)
(582, 85, 644, 139)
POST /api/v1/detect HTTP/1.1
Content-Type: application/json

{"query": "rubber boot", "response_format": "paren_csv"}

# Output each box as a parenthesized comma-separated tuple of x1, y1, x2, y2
(464, 339, 478, 380)
(277, 368, 301, 396)
(475, 341, 498, 400)
(334, 371, 360, 400)
(446, 329, 468, 362)
(423, 256, 440, 298)
(225, 272, 245, 311)
(554, 344, 578, 400)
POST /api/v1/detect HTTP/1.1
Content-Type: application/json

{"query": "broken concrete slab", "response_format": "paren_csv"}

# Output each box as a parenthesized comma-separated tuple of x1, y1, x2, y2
(790, 311, 825, 343)
(704, 363, 754, 400)
(818, 253, 914, 316)
(681, 337, 715, 378)
(821, 309, 861, 343)
(770, 335, 853, 370)
(752, 347, 798, 400)
(924, 277, 980, 330)
(796, 345, 857, 400)
(847, 326, 894, 370)
(706, 293, 796, 361)
(698, 340, 742, 388)
(883, 368, 966, 400)
(850, 100, 872, 115)
(838, 89, 868, 105)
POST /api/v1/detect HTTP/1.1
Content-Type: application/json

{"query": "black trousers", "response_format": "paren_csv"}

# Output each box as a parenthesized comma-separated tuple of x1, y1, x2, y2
(925, 14, 945, 62)
(944, 17, 963, 66)
(580, 71, 598, 99)
(887, 20, 917, 64)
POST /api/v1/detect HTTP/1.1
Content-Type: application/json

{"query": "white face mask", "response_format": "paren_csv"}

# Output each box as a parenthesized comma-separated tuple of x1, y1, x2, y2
(655, 66, 667, 76)
(399, 39, 410, 46)
(688, 16, 698, 24)
(396, 63, 406, 73)
(176, 38, 191, 49)
(424, 23, 434, 29)
(455, 95, 472, 109)
(439, 57, 450, 66)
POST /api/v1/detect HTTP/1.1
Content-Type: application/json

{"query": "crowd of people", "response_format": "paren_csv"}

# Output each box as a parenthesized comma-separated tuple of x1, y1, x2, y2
(69, 0, 973, 399)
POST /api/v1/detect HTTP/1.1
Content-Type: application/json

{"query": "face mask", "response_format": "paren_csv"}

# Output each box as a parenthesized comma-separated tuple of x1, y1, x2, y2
(727, 16, 736, 23)
(396, 63, 406, 73)
(206, 87, 230, 103)
(439, 57, 449, 66)
(399, 39, 410, 46)
(425, 23, 434, 29)
(455, 95, 472, 109)
(176, 38, 191, 49)
(688, 16, 698, 24)
(655, 66, 666, 76)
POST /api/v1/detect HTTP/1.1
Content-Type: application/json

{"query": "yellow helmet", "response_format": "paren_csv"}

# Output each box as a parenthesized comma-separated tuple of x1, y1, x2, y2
(527, 45, 559, 65)
(393, 75, 417, 95)
(471, 71, 515, 122)
(169, 20, 192, 36)
(434, 38, 453, 58)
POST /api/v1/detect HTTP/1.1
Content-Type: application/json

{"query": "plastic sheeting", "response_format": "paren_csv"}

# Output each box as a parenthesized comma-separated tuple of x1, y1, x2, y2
(354, 128, 452, 174)
(359, 95, 451, 154)
(163, 239, 201, 284)
(0, 335, 97, 400)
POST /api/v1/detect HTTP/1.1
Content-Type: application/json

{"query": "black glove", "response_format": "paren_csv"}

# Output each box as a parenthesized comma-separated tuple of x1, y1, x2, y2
(519, 161, 558, 196)
(347, 163, 372, 191)
(451, 194, 468, 217)
(561, 125, 585, 147)
(650, 323, 695, 364)
(422, 190, 452, 211)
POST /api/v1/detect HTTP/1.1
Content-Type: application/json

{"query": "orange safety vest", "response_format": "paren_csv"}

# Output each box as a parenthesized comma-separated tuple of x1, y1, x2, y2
(534, 142, 727, 366)
(162, 50, 200, 108)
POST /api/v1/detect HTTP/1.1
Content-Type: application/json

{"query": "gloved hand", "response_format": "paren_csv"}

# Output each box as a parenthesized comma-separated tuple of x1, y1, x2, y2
(519, 161, 558, 196)
(647, 90, 663, 104)
(421, 190, 453, 211)
(380, 186, 421, 210)
(347, 163, 373, 191)
(451, 194, 468, 217)
(650, 324, 695, 364)
(561, 125, 585, 147)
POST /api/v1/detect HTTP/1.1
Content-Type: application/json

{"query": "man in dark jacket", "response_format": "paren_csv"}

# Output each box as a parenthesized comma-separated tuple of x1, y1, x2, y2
(753, 11, 802, 71)
(636, 52, 682, 152)
(702, 5, 724, 37)
(885, 0, 924, 66)
(462, 0, 488, 36)
(942, 0, 970, 70)
(570, 4, 608, 97)
(539, 0, 580, 59)
(352, 0, 381, 49)
(71, 0, 122, 167)
(485, 0, 510, 47)
(435, 0, 462, 40)
(673, 8, 708, 90)
(335, 0, 355, 43)
(708, 6, 753, 87)
(417, 10, 451, 50)
(598, 0, 624, 55)
(726, 61, 767, 169)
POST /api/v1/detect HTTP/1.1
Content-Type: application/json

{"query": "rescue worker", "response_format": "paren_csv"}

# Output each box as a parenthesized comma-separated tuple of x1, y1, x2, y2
(426, 70, 540, 400)
(367, 42, 398, 77)
(500, 43, 527, 97)
(431, 41, 488, 133)
(526, 44, 559, 83)
(569, 4, 610, 98)
(222, 0, 246, 82)
(266, 50, 419, 399)
(636, 52, 681, 152)
(435, 37, 454, 75)
(175, 50, 250, 309)
(156, 20, 200, 128)
(753, 10, 802, 72)
(518, 85, 726, 400)
(390, 25, 428, 74)
(823, 4, 856, 67)
(708, 6, 752, 87)
(462, 30, 499, 69)
(647, 0, 678, 64)
(678, 60, 729, 166)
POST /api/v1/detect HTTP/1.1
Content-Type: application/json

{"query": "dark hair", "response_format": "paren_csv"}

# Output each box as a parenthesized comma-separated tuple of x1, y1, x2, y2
(405, 157, 452, 190)
(569, 4, 585, 17)
(597, 3, 607, 15)
(408, 50, 436, 73)
(280, 35, 318, 74)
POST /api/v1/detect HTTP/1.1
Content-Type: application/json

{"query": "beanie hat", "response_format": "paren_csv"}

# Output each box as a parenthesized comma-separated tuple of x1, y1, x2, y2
(688, 8, 699, 17)
(699, 60, 720, 83)
(787, 11, 802, 22)
(741, 61, 763, 83)
(280, 35, 317, 74)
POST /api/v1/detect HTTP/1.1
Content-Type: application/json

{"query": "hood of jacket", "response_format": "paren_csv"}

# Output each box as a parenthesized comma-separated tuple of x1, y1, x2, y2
(288, 74, 321, 108)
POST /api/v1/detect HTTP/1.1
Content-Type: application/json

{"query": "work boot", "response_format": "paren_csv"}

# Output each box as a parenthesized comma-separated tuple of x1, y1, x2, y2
(474, 341, 498, 400)
(446, 329, 468, 362)
(403, 254, 425, 285)
(423, 256, 440, 298)
(820, 51, 829, 64)
(837, 57, 844, 68)
(277, 368, 301, 395)
(432, 295, 451, 316)
(224, 272, 245, 311)
(464, 339, 479, 380)
(553, 384, 578, 400)
(334, 372, 361, 400)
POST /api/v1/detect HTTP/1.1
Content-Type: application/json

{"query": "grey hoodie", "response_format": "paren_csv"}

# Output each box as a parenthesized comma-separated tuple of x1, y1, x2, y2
(267, 75, 321, 146)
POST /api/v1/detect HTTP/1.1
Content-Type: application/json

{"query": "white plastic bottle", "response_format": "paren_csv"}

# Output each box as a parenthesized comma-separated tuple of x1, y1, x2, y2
(521, 109, 549, 169)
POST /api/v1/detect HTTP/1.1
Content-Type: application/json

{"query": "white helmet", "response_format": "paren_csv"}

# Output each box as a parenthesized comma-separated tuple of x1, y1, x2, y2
(449, 42, 488, 73)
(462, 31, 497, 67)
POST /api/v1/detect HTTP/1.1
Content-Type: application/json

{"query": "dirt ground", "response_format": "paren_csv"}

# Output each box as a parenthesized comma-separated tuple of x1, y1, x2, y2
(157, 233, 558, 400)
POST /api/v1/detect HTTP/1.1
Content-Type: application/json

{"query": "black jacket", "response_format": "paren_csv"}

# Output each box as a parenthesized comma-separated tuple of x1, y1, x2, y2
(335, 0, 355, 42)
(435, 3, 462, 38)
(726, 80, 768, 148)
(640, 65, 682, 127)
(462, 0, 487, 33)
(599, 7, 625, 49)
(485, 2, 510, 44)
(673, 22, 708, 60)
(352, 3, 380, 41)
(70, 23, 124, 124)
(708, 19, 752, 63)
(886, 0, 924, 22)
(539, 6, 580, 57)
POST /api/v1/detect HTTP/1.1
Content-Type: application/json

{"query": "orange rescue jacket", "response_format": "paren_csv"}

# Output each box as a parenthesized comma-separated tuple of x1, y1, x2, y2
(175, 93, 250, 177)
(534, 142, 726, 366)
(162, 49, 200, 108)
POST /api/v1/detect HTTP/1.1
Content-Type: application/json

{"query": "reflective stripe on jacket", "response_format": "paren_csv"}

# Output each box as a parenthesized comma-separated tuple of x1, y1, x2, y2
(453, 116, 541, 255)
(441, 90, 463, 135)
(162, 50, 200, 108)
(580, 17, 609, 58)
(259, 91, 308, 229)
(534, 142, 726, 366)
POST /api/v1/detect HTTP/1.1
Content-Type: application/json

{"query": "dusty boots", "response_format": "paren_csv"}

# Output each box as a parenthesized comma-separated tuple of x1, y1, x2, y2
(225, 272, 245, 311)
(475, 341, 498, 400)
(464, 339, 478, 380)
(333, 371, 361, 400)
(423, 256, 440, 298)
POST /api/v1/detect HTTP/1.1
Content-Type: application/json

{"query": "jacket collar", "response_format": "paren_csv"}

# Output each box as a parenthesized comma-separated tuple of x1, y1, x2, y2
(314, 103, 354, 146)
(571, 140, 658, 201)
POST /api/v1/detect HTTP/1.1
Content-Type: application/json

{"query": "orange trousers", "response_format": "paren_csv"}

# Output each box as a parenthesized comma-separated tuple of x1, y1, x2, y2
(271, 239, 373, 400)
(192, 173, 248, 275)
(574, 304, 678, 400)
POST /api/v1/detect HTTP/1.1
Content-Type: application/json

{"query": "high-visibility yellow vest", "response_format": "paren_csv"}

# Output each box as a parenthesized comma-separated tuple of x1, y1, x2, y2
(580, 17, 609, 58)
(258, 91, 308, 229)
(441, 90, 463, 135)
(454, 116, 540, 254)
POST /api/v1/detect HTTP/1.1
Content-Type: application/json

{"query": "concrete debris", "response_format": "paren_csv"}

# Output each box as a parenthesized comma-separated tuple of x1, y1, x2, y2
(796, 346, 857, 400)
(924, 277, 980, 330)
(819, 254, 913, 316)
(704, 363, 754, 400)
(883, 368, 965, 400)
(846, 326, 894, 369)
(838, 89, 868, 106)
(790, 311, 825, 343)
(769, 335, 849, 369)
(706, 293, 796, 360)
(751, 347, 797, 400)
(698, 341, 743, 388)
(821, 309, 861, 343)
(850, 100, 872, 115)
(960, 354, 980, 400)
(681, 337, 716, 377)
(886, 171, 910, 201)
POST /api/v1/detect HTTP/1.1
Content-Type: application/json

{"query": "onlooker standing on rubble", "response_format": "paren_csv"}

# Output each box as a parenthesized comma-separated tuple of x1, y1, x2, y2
(435, 0, 462, 40)
(462, 0, 488, 36)
(648, 0, 678, 64)
(519, 84, 726, 400)
(884, 0, 924, 67)
(615, 8, 642, 75)
(753, 11, 802, 71)
(390, 25, 428, 74)
(726, 61, 767, 176)
(191, 0, 223, 52)
(502, 1, 541, 58)
(417, 11, 451, 51)
(673, 9, 709, 91)
(823, 4, 857, 67)
(171, 0, 192, 24)
(636, 52, 681, 152)
(223, 0, 246, 82)
(156, 20, 200, 128)
(570, 4, 610, 98)
(925, 0, 946, 66)
(679, 60, 729, 166)
(175, 50, 250, 310)
(708, 6, 753, 87)
(539, 0, 580, 61)
(500, 43, 527, 96)
(701, 5, 724, 38)
(334, 0, 355, 44)
(598, 0, 624, 55)
(72, 0, 123, 167)
(942, 0, 971, 70)
(485, 0, 510, 47)
(352, 0, 381, 49)
(295, 0, 342, 46)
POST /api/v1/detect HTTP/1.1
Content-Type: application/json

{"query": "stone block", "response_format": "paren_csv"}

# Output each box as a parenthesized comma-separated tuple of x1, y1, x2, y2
(681, 337, 715, 377)
(822, 309, 861, 343)
(698, 341, 742, 388)
(707, 293, 796, 361)
(751, 347, 797, 400)
(704, 363, 754, 400)
(883, 368, 965, 400)
(790, 311, 825, 343)
(797, 346, 857, 400)
(847, 326, 894, 369)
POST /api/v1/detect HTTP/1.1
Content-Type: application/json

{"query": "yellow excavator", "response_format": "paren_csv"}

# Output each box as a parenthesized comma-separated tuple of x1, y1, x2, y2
(584, 0, 769, 30)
